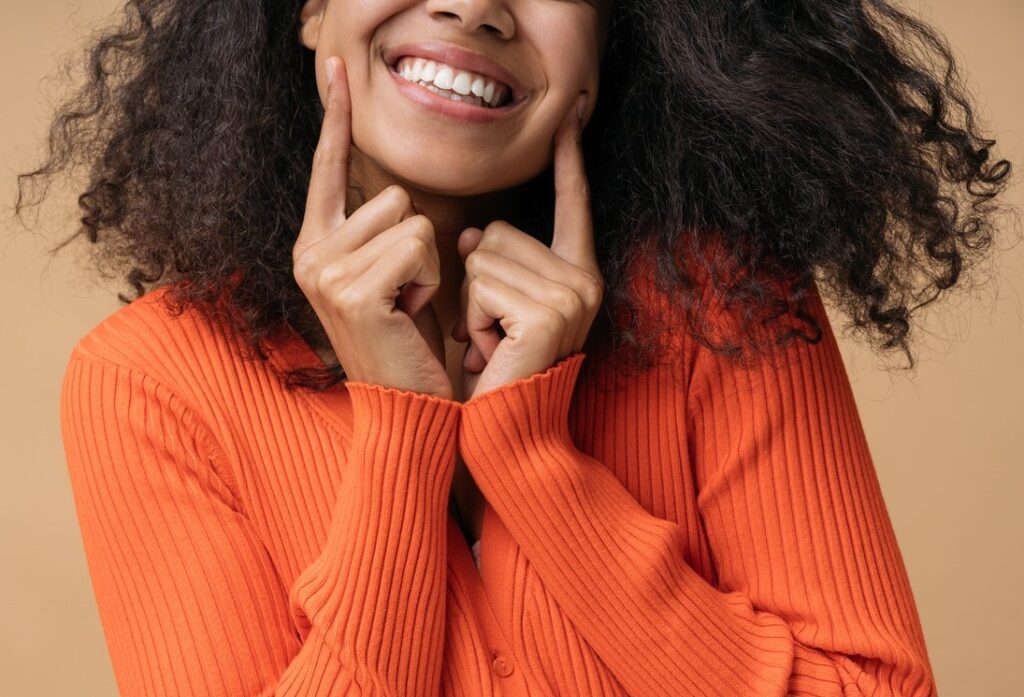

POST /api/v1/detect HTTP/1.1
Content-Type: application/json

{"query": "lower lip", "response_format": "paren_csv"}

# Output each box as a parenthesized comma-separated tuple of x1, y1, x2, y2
(385, 58, 524, 124)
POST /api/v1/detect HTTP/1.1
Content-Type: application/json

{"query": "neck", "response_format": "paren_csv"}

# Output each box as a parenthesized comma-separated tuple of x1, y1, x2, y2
(345, 146, 526, 335)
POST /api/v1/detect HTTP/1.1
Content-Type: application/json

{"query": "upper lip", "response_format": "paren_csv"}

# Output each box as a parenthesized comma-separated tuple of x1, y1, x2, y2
(383, 41, 528, 103)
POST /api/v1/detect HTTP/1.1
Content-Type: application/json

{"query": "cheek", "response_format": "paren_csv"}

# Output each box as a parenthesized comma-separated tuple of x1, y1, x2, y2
(320, 1, 408, 63)
(530, 16, 602, 94)
(313, 1, 408, 112)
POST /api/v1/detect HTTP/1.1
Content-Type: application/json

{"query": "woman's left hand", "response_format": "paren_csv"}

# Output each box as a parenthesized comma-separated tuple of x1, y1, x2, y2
(454, 94, 605, 401)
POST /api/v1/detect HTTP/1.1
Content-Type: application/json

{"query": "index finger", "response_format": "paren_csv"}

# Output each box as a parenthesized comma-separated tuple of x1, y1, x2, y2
(298, 56, 352, 249)
(550, 93, 598, 276)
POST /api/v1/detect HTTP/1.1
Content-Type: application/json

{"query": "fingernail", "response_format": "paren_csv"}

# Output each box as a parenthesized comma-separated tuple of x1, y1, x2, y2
(459, 227, 478, 249)
(326, 57, 337, 88)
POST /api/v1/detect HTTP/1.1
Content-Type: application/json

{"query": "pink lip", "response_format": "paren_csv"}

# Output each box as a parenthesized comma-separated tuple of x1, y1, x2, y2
(383, 41, 528, 103)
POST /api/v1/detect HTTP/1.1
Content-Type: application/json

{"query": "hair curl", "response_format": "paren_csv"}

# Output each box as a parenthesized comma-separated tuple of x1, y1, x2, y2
(14, 0, 1017, 391)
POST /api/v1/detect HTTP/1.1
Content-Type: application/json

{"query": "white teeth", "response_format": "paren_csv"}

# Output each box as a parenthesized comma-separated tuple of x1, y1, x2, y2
(393, 56, 511, 108)
(451, 71, 473, 96)
(433, 66, 454, 90)
(471, 75, 486, 98)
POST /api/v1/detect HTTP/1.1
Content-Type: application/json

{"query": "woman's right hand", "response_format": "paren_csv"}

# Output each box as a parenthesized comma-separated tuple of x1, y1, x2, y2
(291, 56, 453, 400)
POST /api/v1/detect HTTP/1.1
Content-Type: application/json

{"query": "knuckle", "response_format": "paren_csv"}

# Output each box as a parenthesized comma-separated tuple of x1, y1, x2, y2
(293, 248, 326, 289)
(536, 305, 569, 337)
(554, 286, 583, 317)
(292, 250, 314, 283)
(410, 214, 436, 241)
(543, 285, 579, 320)
(464, 249, 485, 275)
(581, 274, 605, 307)
(334, 282, 368, 315)
(540, 306, 567, 335)
(482, 220, 510, 244)
(468, 273, 487, 298)
(401, 235, 429, 258)
(315, 260, 352, 295)
(292, 266, 309, 293)
(384, 183, 411, 207)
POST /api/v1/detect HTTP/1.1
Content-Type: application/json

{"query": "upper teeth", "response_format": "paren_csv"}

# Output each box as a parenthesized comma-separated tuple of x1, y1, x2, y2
(395, 56, 510, 108)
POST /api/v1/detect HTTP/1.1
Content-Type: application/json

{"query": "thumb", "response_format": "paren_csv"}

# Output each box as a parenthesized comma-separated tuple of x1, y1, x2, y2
(458, 227, 484, 260)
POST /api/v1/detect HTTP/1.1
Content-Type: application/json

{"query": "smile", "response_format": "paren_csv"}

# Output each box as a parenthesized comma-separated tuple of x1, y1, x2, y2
(393, 56, 512, 109)
(382, 41, 529, 124)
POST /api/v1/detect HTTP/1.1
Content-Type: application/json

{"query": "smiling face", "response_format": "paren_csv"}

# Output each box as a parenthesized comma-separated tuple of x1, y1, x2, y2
(298, 0, 610, 197)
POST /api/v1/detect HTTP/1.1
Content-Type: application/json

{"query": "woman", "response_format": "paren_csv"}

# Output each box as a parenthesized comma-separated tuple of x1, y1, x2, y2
(21, 0, 1012, 695)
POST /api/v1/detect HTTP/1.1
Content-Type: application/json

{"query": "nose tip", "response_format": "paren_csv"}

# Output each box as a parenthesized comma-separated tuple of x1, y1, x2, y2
(426, 0, 514, 38)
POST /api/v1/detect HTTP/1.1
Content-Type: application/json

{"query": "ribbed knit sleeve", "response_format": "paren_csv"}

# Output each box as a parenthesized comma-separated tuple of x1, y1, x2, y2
(60, 356, 460, 696)
(458, 289, 937, 696)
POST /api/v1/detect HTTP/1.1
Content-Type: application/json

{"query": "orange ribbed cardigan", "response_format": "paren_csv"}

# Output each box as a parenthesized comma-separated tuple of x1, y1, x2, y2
(59, 275, 938, 696)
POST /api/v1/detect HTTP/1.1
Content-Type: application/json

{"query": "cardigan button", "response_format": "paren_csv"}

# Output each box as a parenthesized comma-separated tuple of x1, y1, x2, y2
(491, 652, 515, 677)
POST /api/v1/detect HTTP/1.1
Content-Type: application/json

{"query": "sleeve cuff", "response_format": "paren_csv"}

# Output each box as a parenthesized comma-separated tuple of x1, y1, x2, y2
(289, 381, 460, 650)
(459, 352, 586, 466)
(345, 380, 462, 487)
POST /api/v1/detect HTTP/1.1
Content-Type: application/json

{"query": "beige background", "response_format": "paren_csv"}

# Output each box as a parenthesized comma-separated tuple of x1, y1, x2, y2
(2, 1, 1021, 695)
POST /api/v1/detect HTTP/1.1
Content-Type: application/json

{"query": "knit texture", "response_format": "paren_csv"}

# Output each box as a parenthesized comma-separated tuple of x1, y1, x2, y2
(59, 273, 937, 696)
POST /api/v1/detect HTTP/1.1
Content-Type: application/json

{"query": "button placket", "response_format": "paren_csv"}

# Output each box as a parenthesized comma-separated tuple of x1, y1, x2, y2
(491, 649, 515, 677)
(446, 508, 532, 689)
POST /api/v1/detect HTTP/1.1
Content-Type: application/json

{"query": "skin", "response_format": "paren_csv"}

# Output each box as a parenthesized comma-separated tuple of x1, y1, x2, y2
(295, 0, 610, 543)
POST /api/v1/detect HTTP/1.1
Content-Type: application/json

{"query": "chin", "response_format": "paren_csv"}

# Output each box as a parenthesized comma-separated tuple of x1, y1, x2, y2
(384, 153, 532, 197)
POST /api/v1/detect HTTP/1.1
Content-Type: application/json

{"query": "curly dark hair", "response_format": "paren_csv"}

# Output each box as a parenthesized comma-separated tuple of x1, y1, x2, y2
(14, 0, 1017, 392)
